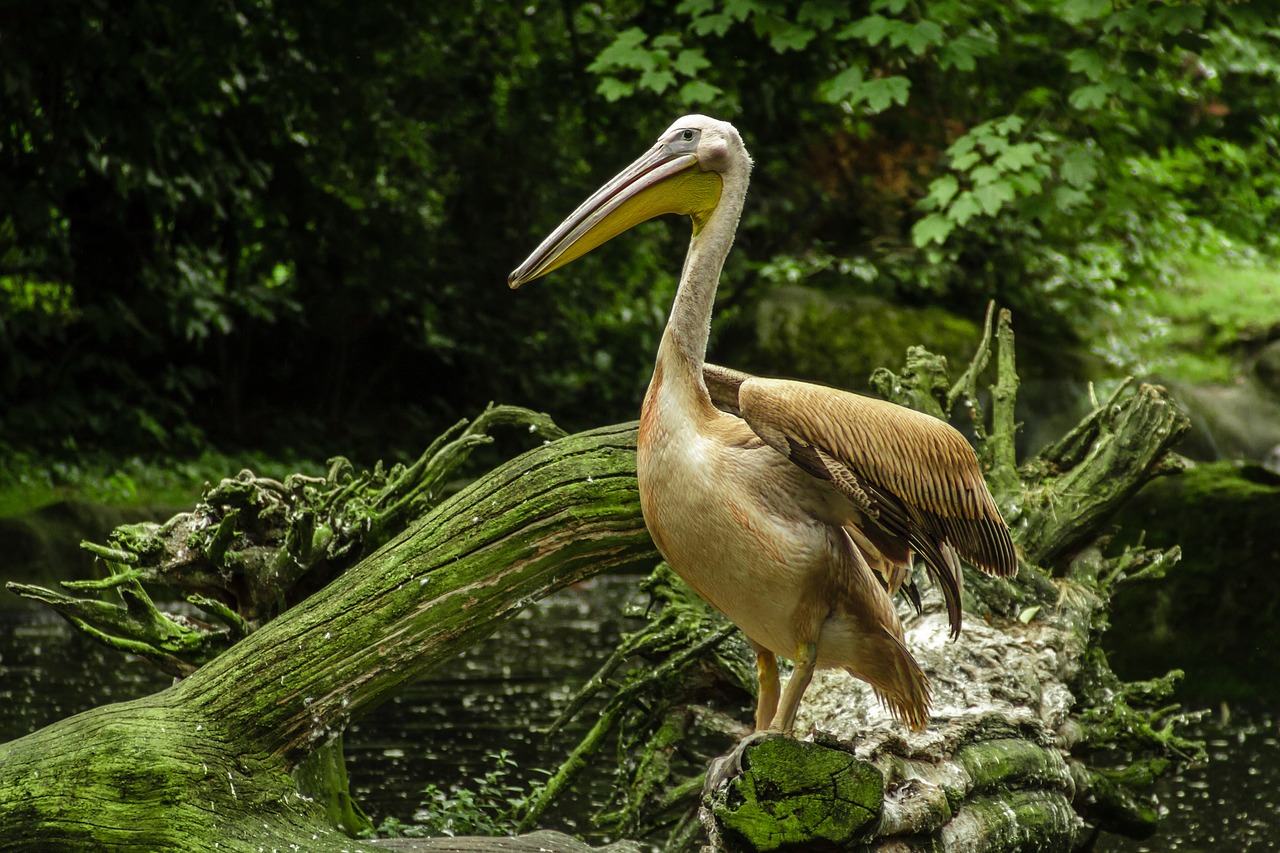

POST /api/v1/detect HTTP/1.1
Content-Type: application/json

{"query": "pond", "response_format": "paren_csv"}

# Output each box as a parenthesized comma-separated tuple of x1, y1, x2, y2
(0, 576, 1275, 850)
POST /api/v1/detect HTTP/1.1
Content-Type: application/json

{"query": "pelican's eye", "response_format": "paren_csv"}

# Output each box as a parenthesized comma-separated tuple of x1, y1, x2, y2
(681, 129, 695, 141)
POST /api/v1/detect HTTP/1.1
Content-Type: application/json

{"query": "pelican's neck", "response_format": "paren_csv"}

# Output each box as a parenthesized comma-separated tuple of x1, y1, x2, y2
(657, 165, 749, 376)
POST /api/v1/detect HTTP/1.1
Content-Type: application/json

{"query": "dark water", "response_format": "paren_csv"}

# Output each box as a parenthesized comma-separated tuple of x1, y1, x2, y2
(1, 578, 1276, 850)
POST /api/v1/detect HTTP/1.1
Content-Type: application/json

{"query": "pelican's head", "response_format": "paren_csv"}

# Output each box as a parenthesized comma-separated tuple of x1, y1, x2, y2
(508, 115, 749, 288)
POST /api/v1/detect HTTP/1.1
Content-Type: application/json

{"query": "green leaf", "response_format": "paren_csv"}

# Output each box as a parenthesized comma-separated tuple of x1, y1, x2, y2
(818, 66, 864, 103)
(839, 14, 892, 45)
(977, 133, 1009, 155)
(1006, 171, 1044, 196)
(678, 79, 722, 105)
(1066, 48, 1107, 82)
(797, 0, 844, 30)
(1061, 0, 1110, 23)
(638, 68, 677, 94)
(996, 142, 1043, 172)
(974, 180, 1015, 214)
(871, 0, 909, 12)
(938, 34, 997, 71)
(1152, 4, 1203, 33)
(689, 12, 736, 36)
(724, 0, 764, 21)
(862, 76, 910, 112)
(1103, 8, 1143, 33)
(676, 0, 714, 14)
(1018, 605, 1040, 624)
(596, 77, 633, 102)
(950, 191, 981, 225)
(1068, 83, 1110, 110)
(970, 164, 1001, 186)
(1060, 146, 1098, 188)
(652, 33, 683, 50)
(902, 21, 944, 55)
(924, 174, 960, 209)
(756, 15, 816, 52)
(994, 115, 1024, 135)
(912, 212, 954, 247)
(588, 27, 650, 74)
(672, 48, 711, 76)
(951, 150, 981, 171)
(1052, 186, 1090, 209)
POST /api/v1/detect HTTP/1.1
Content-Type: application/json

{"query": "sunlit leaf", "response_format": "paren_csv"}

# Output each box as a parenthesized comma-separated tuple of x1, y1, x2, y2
(587, 27, 651, 74)
(839, 14, 892, 45)
(974, 180, 1015, 214)
(596, 77, 633, 102)
(672, 48, 711, 76)
(818, 66, 864, 103)
(902, 21, 944, 55)
(996, 142, 1043, 172)
(860, 75, 910, 112)
(638, 68, 677, 94)
(912, 213, 953, 247)
(678, 79, 722, 105)
(971, 165, 1001, 186)
(1061, 0, 1110, 23)
(950, 191, 981, 225)
(924, 174, 960, 209)
(1066, 47, 1107, 82)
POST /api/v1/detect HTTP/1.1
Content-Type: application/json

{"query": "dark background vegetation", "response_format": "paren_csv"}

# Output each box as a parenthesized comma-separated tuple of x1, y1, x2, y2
(5, 0, 1278, 465)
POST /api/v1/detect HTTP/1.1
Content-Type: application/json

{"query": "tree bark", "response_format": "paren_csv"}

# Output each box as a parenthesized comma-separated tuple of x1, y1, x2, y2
(0, 423, 655, 851)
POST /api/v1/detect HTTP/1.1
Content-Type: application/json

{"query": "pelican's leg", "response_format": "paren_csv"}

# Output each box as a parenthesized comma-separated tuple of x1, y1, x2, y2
(751, 641, 780, 732)
(771, 641, 818, 735)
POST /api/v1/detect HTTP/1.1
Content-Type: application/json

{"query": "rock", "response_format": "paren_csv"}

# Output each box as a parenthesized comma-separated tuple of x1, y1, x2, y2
(1251, 337, 1280, 399)
(1161, 379, 1280, 461)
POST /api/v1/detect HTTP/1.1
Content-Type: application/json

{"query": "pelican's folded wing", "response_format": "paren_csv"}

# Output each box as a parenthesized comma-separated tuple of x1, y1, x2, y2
(704, 363, 1018, 637)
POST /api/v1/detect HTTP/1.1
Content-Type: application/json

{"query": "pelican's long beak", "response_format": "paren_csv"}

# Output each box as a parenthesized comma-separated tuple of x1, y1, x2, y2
(508, 143, 722, 288)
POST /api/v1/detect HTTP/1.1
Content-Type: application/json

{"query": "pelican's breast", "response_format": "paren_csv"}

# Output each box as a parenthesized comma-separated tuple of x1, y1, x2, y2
(637, 369, 838, 658)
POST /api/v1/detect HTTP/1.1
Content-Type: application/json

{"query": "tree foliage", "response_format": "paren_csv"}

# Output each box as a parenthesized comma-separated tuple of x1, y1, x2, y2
(2, 0, 1278, 454)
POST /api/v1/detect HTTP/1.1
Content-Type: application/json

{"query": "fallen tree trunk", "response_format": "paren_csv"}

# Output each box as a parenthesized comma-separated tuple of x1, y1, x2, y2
(0, 423, 656, 851)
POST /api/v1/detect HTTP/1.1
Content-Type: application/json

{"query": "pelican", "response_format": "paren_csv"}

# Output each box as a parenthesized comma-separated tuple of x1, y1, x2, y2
(509, 115, 1016, 734)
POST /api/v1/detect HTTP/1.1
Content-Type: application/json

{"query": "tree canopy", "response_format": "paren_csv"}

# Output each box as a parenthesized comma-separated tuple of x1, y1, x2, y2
(3, 0, 1277, 454)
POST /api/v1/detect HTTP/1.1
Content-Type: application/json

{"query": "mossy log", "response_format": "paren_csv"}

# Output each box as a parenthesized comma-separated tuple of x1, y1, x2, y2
(0, 424, 655, 852)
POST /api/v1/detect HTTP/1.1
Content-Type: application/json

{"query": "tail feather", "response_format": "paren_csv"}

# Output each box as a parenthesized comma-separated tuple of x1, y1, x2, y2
(844, 629, 931, 730)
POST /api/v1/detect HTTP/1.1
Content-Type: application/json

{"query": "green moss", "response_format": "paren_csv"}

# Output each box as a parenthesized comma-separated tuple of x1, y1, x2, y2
(712, 737, 882, 852)
(1109, 259, 1280, 384)
(954, 739, 1072, 793)
(956, 790, 1080, 852)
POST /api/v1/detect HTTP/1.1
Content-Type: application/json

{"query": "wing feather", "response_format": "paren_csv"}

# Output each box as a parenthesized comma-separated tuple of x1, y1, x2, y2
(703, 364, 1018, 636)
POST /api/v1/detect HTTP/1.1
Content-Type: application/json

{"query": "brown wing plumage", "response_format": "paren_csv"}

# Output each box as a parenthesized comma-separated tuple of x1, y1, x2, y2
(703, 363, 1018, 637)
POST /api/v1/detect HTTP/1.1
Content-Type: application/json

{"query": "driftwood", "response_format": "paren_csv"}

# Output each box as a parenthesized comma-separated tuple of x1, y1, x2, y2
(1, 309, 1202, 851)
